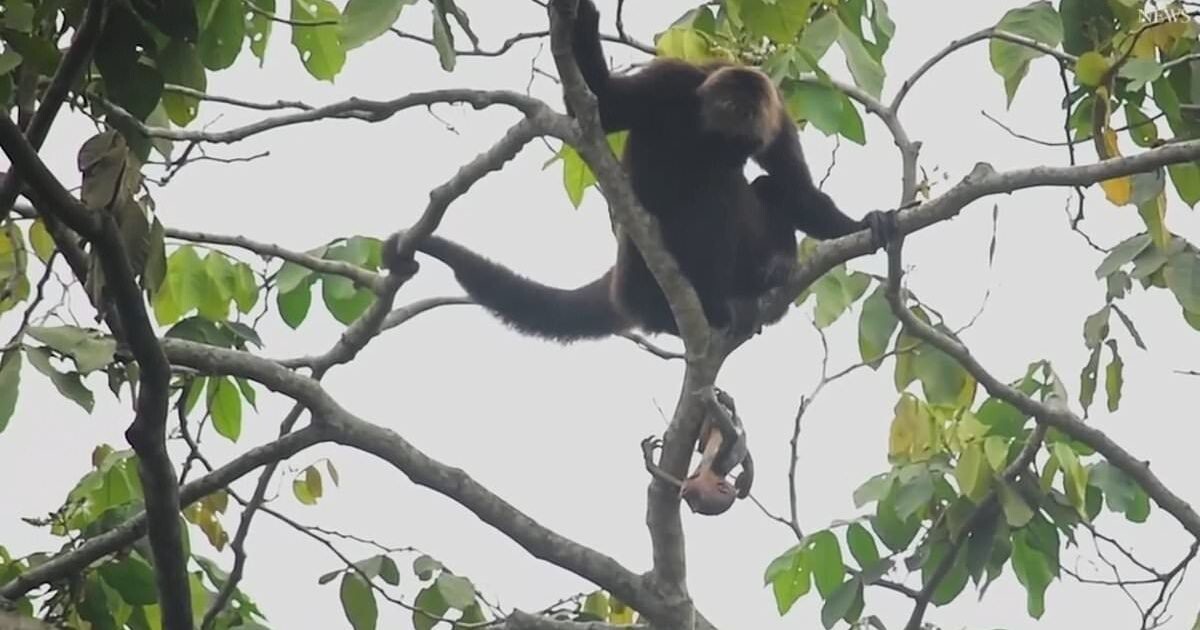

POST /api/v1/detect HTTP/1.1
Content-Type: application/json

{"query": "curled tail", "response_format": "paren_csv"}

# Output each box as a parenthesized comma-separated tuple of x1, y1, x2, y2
(417, 235, 627, 343)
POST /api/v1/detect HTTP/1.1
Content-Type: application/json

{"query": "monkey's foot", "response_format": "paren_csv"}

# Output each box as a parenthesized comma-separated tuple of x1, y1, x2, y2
(863, 209, 901, 252)
(382, 232, 420, 277)
(760, 253, 797, 289)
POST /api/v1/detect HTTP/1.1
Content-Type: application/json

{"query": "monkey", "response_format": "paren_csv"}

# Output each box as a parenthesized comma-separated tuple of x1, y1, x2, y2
(641, 387, 754, 516)
(383, 0, 896, 342)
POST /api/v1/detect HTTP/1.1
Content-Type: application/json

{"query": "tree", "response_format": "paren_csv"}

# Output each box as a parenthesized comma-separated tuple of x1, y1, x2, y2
(1, 0, 1200, 628)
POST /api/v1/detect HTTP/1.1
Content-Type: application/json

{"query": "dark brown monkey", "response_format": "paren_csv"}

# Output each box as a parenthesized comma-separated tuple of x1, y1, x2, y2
(384, 0, 895, 342)
(642, 388, 754, 516)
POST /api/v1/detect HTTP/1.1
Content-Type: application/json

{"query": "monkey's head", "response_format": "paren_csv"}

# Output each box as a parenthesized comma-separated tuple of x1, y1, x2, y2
(680, 468, 737, 516)
(696, 65, 784, 153)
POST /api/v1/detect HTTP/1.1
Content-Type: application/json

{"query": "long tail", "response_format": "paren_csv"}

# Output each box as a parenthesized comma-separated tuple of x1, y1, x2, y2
(417, 235, 627, 342)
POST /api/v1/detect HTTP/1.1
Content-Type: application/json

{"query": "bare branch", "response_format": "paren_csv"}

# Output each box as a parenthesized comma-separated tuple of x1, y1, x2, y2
(104, 89, 557, 145)
(389, 27, 654, 57)
(891, 27, 1078, 114)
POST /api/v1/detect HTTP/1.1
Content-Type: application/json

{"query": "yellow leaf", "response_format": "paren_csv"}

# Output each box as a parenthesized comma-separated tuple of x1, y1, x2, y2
(888, 394, 932, 461)
(1100, 176, 1133, 205)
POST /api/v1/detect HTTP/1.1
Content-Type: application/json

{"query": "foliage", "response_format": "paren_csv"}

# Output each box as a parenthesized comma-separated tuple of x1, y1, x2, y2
(1, 0, 1199, 628)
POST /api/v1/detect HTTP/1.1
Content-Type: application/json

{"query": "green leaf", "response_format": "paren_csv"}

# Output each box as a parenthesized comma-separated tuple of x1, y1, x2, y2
(740, 0, 811, 44)
(1089, 461, 1150, 522)
(321, 275, 375, 325)
(989, 2, 1063, 105)
(1053, 443, 1088, 516)
(1118, 58, 1162, 91)
(99, 556, 158, 606)
(291, 0, 346, 80)
(208, 376, 243, 441)
(159, 42, 207, 125)
(413, 584, 449, 630)
(293, 474, 316, 505)
(819, 579, 861, 629)
(924, 543, 969, 605)
(997, 481, 1034, 527)
(0, 350, 21, 433)
(25, 347, 94, 413)
(1136, 192, 1169, 251)
(278, 282, 313, 329)
(1095, 234, 1151, 278)
(1124, 104, 1159, 148)
(378, 556, 400, 586)
(1162, 157, 1200, 208)
(656, 26, 713, 61)
(304, 465, 324, 502)
(247, 0, 274, 63)
(809, 531, 845, 599)
(955, 442, 991, 502)
(341, 0, 416, 50)
(1165, 251, 1200, 313)
(430, 8, 457, 71)
(435, 573, 475, 610)
(787, 81, 843, 135)
(836, 16, 885, 98)
(1103, 339, 1123, 412)
(838, 95, 866, 144)
(339, 573, 378, 630)
(765, 546, 811, 614)
(412, 554, 443, 581)
(198, 0, 245, 70)
(799, 11, 840, 64)
(984, 435, 1009, 471)
(846, 523, 880, 570)
(27, 325, 116, 374)
(1010, 529, 1053, 618)
(28, 218, 55, 264)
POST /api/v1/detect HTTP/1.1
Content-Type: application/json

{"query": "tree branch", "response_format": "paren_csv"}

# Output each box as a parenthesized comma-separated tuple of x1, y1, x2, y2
(765, 139, 1200, 329)
(0, 113, 195, 626)
(879, 222, 1200, 545)
(891, 27, 1078, 114)
(103, 89, 557, 145)
(167, 228, 383, 291)
(0, 427, 325, 602)
(0, 0, 107, 223)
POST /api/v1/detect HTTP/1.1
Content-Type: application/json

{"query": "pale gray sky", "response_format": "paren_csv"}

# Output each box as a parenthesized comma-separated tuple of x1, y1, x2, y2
(3, 1, 1200, 629)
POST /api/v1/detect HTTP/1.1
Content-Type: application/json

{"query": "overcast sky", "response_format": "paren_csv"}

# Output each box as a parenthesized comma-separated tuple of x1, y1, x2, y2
(4, 1, 1200, 629)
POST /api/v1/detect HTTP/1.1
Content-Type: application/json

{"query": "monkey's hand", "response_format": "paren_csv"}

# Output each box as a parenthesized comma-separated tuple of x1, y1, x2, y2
(862, 209, 900, 253)
(382, 231, 420, 278)
(640, 436, 684, 491)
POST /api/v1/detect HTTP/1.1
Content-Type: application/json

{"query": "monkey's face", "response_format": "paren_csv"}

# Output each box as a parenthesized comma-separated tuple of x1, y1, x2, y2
(680, 471, 736, 515)
(697, 66, 782, 152)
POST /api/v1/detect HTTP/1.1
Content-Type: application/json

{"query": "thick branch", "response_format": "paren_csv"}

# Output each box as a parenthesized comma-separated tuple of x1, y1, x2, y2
(767, 139, 1200, 324)
(0, 113, 193, 627)
(159, 339, 665, 620)
(547, 0, 726, 605)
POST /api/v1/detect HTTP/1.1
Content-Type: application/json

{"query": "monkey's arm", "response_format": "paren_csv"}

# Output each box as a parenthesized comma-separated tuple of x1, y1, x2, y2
(751, 113, 867, 239)
(564, 0, 668, 131)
